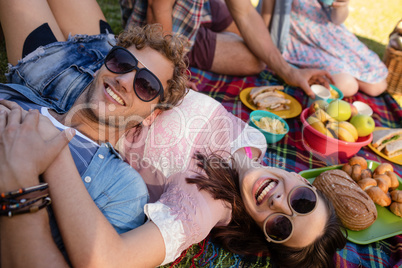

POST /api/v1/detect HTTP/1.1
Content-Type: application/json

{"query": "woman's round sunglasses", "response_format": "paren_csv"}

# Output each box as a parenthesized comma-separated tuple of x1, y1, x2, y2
(263, 185, 318, 243)
(104, 46, 164, 102)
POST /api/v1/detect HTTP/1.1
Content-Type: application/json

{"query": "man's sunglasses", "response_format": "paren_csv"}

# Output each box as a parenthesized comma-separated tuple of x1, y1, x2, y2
(263, 185, 318, 243)
(104, 46, 164, 102)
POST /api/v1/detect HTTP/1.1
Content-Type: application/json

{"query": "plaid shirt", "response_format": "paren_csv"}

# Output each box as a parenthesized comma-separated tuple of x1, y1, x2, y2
(120, 0, 212, 47)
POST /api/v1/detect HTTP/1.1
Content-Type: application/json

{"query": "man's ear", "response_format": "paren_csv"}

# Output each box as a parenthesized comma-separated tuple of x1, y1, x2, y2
(142, 109, 162, 126)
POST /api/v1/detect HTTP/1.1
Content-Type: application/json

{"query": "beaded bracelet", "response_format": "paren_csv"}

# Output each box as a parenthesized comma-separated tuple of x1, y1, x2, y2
(0, 183, 48, 200)
(0, 197, 52, 217)
(1, 193, 49, 211)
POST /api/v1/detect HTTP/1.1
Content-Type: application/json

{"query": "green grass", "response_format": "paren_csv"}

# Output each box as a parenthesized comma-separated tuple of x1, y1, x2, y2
(1, 0, 401, 83)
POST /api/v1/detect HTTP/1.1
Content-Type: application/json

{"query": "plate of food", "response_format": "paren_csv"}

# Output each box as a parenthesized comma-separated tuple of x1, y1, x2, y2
(239, 86, 302, 119)
(299, 160, 402, 245)
(368, 127, 402, 165)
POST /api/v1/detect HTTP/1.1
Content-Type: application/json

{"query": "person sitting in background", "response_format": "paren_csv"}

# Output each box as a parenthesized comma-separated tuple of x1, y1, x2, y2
(120, 0, 334, 98)
(268, 0, 388, 97)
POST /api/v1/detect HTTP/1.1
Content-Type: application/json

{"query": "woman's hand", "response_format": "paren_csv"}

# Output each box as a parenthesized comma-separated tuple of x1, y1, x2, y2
(0, 103, 75, 192)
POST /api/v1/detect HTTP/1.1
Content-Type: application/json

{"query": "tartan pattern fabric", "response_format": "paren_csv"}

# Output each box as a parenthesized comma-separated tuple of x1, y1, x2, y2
(180, 67, 402, 268)
(121, 0, 211, 47)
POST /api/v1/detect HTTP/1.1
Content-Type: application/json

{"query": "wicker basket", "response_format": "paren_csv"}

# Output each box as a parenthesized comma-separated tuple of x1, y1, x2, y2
(383, 46, 402, 94)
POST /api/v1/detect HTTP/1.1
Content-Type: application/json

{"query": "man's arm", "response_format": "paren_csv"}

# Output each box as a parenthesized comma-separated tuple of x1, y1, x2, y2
(146, 0, 176, 32)
(225, 0, 333, 97)
(0, 107, 73, 268)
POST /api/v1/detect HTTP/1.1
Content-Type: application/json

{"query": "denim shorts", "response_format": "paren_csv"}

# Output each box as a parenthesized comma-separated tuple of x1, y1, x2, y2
(6, 33, 116, 112)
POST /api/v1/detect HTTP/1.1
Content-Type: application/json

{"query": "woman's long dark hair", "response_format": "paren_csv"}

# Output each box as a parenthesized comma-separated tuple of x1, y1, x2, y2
(186, 152, 347, 268)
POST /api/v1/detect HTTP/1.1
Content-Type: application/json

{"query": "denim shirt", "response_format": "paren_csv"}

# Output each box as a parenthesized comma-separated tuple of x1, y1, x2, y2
(0, 83, 149, 259)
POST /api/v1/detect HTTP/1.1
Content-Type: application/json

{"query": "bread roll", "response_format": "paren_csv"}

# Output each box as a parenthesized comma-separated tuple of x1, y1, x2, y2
(373, 174, 392, 188)
(390, 190, 402, 202)
(385, 171, 400, 190)
(361, 169, 373, 180)
(351, 164, 362, 182)
(373, 163, 393, 176)
(313, 169, 377, 231)
(365, 186, 392, 207)
(390, 202, 402, 217)
(349, 156, 367, 170)
(358, 178, 377, 191)
(342, 164, 353, 177)
(373, 177, 389, 193)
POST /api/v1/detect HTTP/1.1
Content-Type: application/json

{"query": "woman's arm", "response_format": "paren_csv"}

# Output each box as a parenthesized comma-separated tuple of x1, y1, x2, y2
(330, 0, 349, 25)
(43, 139, 166, 268)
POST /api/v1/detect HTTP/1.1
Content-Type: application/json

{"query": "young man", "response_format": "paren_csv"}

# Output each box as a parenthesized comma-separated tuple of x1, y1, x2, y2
(120, 0, 333, 97)
(0, 1, 266, 267)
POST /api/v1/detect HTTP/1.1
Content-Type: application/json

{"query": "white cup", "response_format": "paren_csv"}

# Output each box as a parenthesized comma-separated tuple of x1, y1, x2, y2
(308, 84, 331, 106)
(352, 101, 373, 116)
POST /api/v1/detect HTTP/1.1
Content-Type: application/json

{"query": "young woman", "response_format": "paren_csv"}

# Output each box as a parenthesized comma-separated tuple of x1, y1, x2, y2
(268, 0, 388, 97)
(0, 0, 346, 267)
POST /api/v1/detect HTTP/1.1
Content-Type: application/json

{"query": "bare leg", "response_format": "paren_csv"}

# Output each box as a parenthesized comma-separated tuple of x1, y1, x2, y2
(211, 32, 265, 76)
(0, 0, 65, 65)
(331, 73, 359, 97)
(47, 0, 106, 38)
(358, 79, 387, 97)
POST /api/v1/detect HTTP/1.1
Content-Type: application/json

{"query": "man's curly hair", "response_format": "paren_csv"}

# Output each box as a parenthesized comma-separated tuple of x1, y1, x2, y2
(116, 24, 190, 111)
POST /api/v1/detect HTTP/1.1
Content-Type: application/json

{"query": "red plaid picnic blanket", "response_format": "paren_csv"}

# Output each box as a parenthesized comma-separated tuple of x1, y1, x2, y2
(168, 67, 402, 268)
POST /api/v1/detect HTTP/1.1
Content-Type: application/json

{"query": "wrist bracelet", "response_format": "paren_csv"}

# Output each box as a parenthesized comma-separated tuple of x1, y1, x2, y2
(0, 183, 48, 200)
(1, 197, 51, 217)
(244, 147, 253, 159)
(1, 193, 49, 211)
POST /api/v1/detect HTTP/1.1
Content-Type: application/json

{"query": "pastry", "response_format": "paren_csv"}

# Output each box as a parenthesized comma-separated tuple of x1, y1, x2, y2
(390, 202, 402, 217)
(365, 186, 392, 207)
(348, 156, 368, 170)
(390, 190, 402, 202)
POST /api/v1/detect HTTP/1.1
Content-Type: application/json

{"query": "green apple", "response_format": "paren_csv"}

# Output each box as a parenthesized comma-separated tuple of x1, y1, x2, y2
(350, 115, 375, 137)
(325, 100, 352, 121)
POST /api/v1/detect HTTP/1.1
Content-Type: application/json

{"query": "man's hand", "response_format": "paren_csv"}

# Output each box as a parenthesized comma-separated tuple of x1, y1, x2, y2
(0, 105, 75, 192)
(284, 68, 334, 98)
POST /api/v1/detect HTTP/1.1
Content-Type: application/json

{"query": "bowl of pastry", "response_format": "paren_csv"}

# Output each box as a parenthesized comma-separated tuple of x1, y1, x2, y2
(249, 110, 289, 143)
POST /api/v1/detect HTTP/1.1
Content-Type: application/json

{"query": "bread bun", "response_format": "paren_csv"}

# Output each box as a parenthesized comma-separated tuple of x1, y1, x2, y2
(342, 164, 353, 177)
(358, 178, 377, 191)
(351, 164, 362, 182)
(365, 186, 392, 207)
(313, 169, 377, 231)
(373, 177, 389, 193)
(348, 156, 367, 169)
(389, 202, 402, 217)
(361, 169, 373, 180)
(373, 174, 392, 188)
(385, 171, 400, 190)
(373, 163, 393, 175)
(390, 190, 402, 202)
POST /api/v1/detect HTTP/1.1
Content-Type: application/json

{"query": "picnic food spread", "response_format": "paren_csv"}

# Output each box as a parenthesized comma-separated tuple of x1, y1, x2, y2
(371, 128, 402, 158)
(312, 169, 377, 231)
(249, 86, 291, 111)
(341, 156, 401, 217)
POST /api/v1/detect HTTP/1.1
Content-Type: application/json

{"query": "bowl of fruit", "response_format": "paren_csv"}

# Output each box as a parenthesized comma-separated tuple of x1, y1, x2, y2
(301, 99, 373, 158)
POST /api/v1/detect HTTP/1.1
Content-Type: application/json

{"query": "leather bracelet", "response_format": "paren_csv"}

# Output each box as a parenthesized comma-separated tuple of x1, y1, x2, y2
(1, 197, 51, 217)
(1, 193, 49, 211)
(0, 183, 48, 200)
